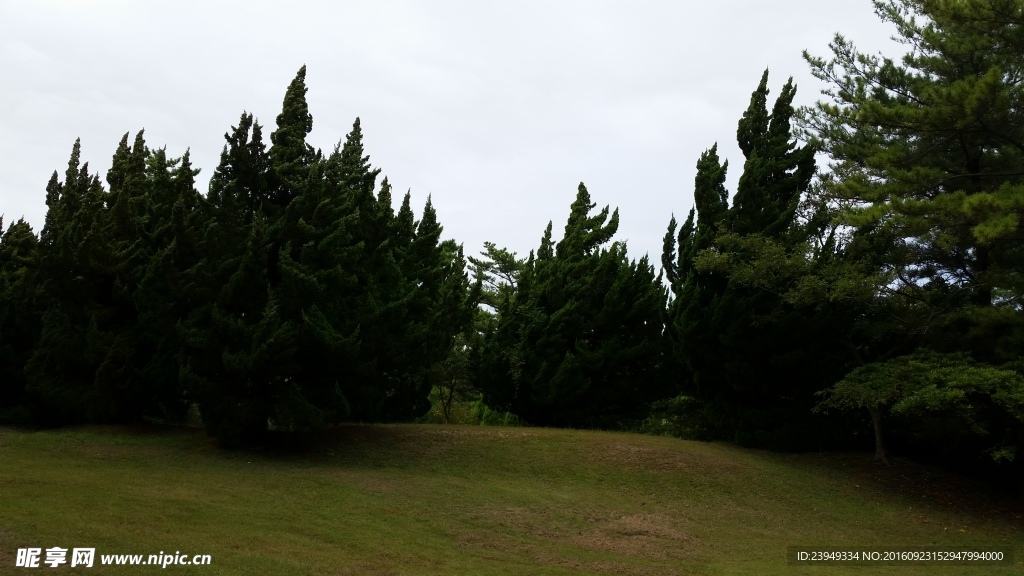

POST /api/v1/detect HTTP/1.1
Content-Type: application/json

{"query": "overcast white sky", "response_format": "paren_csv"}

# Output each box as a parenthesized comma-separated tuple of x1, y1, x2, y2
(1, 0, 901, 265)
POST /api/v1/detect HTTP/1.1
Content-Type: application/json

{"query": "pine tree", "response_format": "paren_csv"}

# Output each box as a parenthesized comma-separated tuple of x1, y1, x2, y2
(800, 0, 1024, 479)
(802, 0, 1024, 364)
(468, 241, 525, 319)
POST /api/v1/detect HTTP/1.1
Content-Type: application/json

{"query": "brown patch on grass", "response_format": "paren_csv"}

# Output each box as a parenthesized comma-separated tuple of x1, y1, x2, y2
(468, 505, 699, 562)
(483, 505, 561, 538)
(455, 505, 698, 575)
(572, 513, 696, 560)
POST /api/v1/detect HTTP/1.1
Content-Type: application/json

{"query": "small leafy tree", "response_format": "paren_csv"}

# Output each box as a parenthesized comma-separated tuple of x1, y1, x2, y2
(816, 350, 1024, 464)
(426, 333, 474, 424)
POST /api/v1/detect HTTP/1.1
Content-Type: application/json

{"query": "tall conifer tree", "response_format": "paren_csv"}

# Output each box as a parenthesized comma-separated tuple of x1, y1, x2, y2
(180, 112, 283, 445)
(663, 72, 839, 447)
(481, 183, 667, 427)
(27, 140, 124, 422)
(0, 217, 40, 424)
(134, 147, 202, 420)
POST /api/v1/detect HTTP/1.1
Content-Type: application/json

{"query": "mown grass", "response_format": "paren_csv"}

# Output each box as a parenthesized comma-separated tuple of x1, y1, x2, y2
(0, 424, 1020, 575)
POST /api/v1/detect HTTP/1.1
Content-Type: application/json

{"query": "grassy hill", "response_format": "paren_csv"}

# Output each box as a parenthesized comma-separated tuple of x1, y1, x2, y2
(1, 424, 1020, 575)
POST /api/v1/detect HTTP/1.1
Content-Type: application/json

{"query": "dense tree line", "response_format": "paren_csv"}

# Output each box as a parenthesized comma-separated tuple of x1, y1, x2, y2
(467, 0, 1024, 490)
(658, 0, 1023, 483)
(0, 67, 475, 447)
(2, 0, 1023, 490)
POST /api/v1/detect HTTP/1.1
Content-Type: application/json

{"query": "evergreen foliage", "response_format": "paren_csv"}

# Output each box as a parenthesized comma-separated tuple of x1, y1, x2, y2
(662, 72, 851, 449)
(0, 217, 40, 424)
(801, 0, 1024, 352)
(800, 0, 1024, 479)
(26, 139, 130, 422)
(175, 70, 476, 445)
(7, 67, 473, 446)
(469, 241, 525, 317)
(479, 183, 668, 427)
(134, 148, 203, 421)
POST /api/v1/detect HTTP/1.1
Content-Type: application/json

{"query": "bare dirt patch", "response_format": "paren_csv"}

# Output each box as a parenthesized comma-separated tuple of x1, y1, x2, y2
(572, 513, 696, 560)
(452, 505, 701, 575)
(467, 504, 700, 559)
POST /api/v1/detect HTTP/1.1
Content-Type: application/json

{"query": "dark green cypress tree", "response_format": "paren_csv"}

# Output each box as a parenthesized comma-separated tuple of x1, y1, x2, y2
(393, 189, 416, 248)
(263, 68, 366, 433)
(0, 217, 40, 424)
(662, 145, 731, 431)
(269, 65, 316, 211)
(481, 183, 667, 427)
(730, 71, 815, 238)
(204, 211, 298, 446)
(180, 113, 284, 446)
(9, 66, 478, 438)
(269, 119, 366, 432)
(332, 122, 474, 421)
(134, 147, 202, 421)
(32, 130, 191, 423)
(663, 72, 844, 448)
(386, 197, 475, 420)
(26, 139, 122, 422)
(88, 130, 152, 420)
(318, 118, 398, 420)
(207, 113, 272, 218)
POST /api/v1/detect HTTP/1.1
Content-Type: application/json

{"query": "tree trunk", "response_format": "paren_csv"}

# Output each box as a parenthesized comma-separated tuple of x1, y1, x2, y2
(441, 380, 456, 424)
(972, 244, 993, 307)
(868, 406, 889, 465)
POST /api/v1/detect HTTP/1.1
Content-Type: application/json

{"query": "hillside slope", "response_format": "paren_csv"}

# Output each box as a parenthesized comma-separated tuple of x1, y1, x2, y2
(0, 425, 1020, 575)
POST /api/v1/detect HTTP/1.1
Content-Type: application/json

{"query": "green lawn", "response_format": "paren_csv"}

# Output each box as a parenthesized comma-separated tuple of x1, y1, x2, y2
(1, 424, 1020, 575)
